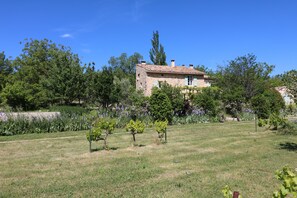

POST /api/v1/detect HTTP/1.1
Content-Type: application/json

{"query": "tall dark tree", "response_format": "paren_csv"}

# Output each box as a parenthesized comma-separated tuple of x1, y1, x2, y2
(149, 31, 167, 65)
(95, 67, 115, 108)
(84, 63, 97, 104)
(0, 52, 13, 93)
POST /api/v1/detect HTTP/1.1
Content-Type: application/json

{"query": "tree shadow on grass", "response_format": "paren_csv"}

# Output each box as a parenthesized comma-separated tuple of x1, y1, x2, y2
(90, 146, 119, 152)
(279, 142, 297, 152)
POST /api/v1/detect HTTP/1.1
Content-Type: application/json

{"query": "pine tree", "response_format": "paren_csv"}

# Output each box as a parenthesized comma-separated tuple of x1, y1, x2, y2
(149, 31, 167, 65)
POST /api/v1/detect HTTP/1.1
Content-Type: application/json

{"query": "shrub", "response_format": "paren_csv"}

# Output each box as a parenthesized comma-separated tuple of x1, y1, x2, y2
(277, 121, 297, 135)
(126, 120, 145, 145)
(154, 120, 168, 143)
(193, 87, 221, 117)
(49, 105, 88, 116)
(251, 94, 271, 119)
(273, 166, 297, 198)
(269, 113, 287, 130)
(159, 82, 184, 116)
(149, 88, 173, 123)
(287, 103, 297, 115)
(258, 118, 268, 127)
(95, 117, 116, 150)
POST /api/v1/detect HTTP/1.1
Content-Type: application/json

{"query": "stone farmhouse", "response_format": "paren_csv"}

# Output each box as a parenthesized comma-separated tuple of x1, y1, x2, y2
(275, 86, 295, 105)
(136, 60, 211, 96)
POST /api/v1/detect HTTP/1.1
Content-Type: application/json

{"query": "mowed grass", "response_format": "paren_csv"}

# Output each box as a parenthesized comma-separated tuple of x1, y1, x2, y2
(1, 122, 297, 197)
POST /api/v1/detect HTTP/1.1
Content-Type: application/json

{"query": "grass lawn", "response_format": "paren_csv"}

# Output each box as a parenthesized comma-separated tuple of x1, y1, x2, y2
(1, 121, 297, 197)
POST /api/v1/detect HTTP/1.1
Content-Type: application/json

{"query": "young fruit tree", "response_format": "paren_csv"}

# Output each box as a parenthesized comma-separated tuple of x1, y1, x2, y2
(125, 120, 145, 145)
(86, 123, 102, 152)
(97, 118, 116, 150)
(154, 120, 168, 143)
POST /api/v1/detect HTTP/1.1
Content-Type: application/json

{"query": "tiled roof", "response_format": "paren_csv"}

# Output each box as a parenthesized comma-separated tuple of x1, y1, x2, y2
(137, 64, 205, 75)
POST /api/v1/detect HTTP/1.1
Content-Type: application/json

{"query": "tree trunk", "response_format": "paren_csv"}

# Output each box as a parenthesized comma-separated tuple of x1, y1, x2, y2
(104, 132, 109, 150)
(165, 130, 167, 143)
(132, 133, 136, 143)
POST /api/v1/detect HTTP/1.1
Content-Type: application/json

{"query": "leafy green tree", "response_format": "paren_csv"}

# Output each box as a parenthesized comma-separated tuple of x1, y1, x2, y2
(193, 87, 221, 117)
(149, 31, 167, 65)
(84, 63, 98, 104)
(96, 117, 116, 150)
(154, 120, 168, 143)
(95, 67, 115, 108)
(263, 88, 285, 115)
(0, 52, 13, 92)
(159, 82, 184, 116)
(149, 88, 173, 122)
(108, 52, 143, 86)
(46, 50, 85, 104)
(4, 39, 86, 109)
(194, 64, 214, 76)
(251, 89, 285, 119)
(126, 120, 145, 144)
(251, 94, 271, 119)
(216, 54, 274, 115)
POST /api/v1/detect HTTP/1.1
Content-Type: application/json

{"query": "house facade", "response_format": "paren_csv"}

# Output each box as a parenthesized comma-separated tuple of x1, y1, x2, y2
(136, 60, 211, 96)
(275, 86, 295, 105)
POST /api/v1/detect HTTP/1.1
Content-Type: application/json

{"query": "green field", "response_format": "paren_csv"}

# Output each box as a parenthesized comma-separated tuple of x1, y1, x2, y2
(1, 121, 297, 197)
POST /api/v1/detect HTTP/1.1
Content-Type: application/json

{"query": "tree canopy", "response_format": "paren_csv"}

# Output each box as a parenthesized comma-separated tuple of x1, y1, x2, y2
(149, 31, 167, 65)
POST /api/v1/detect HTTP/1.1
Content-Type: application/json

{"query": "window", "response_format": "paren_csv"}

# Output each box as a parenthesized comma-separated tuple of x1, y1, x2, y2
(188, 76, 193, 85)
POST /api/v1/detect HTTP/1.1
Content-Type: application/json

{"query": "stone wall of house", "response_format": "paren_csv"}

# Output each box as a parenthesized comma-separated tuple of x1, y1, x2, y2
(145, 73, 209, 96)
(136, 65, 148, 94)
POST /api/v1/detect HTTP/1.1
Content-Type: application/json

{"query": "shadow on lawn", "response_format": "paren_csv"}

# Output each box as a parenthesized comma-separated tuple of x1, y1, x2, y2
(90, 147, 119, 152)
(279, 142, 297, 152)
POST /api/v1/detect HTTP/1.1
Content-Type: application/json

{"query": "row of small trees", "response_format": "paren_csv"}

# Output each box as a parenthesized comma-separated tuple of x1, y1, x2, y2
(87, 117, 168, 152)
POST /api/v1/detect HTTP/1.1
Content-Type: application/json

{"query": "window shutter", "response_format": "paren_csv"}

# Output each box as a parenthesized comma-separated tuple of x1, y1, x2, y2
(185, 76, 188, 85)
(153, 81, 158, 88)
(193, 76, 198, 86)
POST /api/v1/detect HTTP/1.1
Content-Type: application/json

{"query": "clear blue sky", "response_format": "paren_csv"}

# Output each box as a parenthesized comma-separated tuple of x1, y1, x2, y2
(1, 0, 297, 75)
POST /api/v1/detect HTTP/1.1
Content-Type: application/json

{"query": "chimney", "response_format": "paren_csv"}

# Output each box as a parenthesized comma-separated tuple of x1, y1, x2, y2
(141, 61, 146, 65)
(182, 64, 185, 67)
(171, 60, 175, 67)
(189, 64, 194, 69)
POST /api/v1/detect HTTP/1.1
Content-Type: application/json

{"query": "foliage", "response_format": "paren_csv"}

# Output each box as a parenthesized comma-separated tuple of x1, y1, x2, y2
(86, 125, 102, 142)
(95, 117, 116, 149)
(222, 185, 242, 198)
(251, 94, 271, 119)
(108, 52, 143, 85)
(273, 166, 297, 198)
(9, 39, 85, 108)
(269, 113, 287, 130)
(49, 105, 88, 116)
(0, 114, 90, 136)
(154, 120, 168, 142)
(149, 31, 167, 65)
(216, 54, 274, 116)
(159, 82, 184, 116)
(193, 87, 221, 117)
(263, 88, 285, 115)
(0, 51, 13, 96)
(287, 104, 297, 115)
(281, 70, 297, 103)
(126, 119, 145, 143)
(258, 118, 268, 127)
(277, 121, 297, 135)
(149, 88, 173, 122)
(96, 67, 116, 108)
